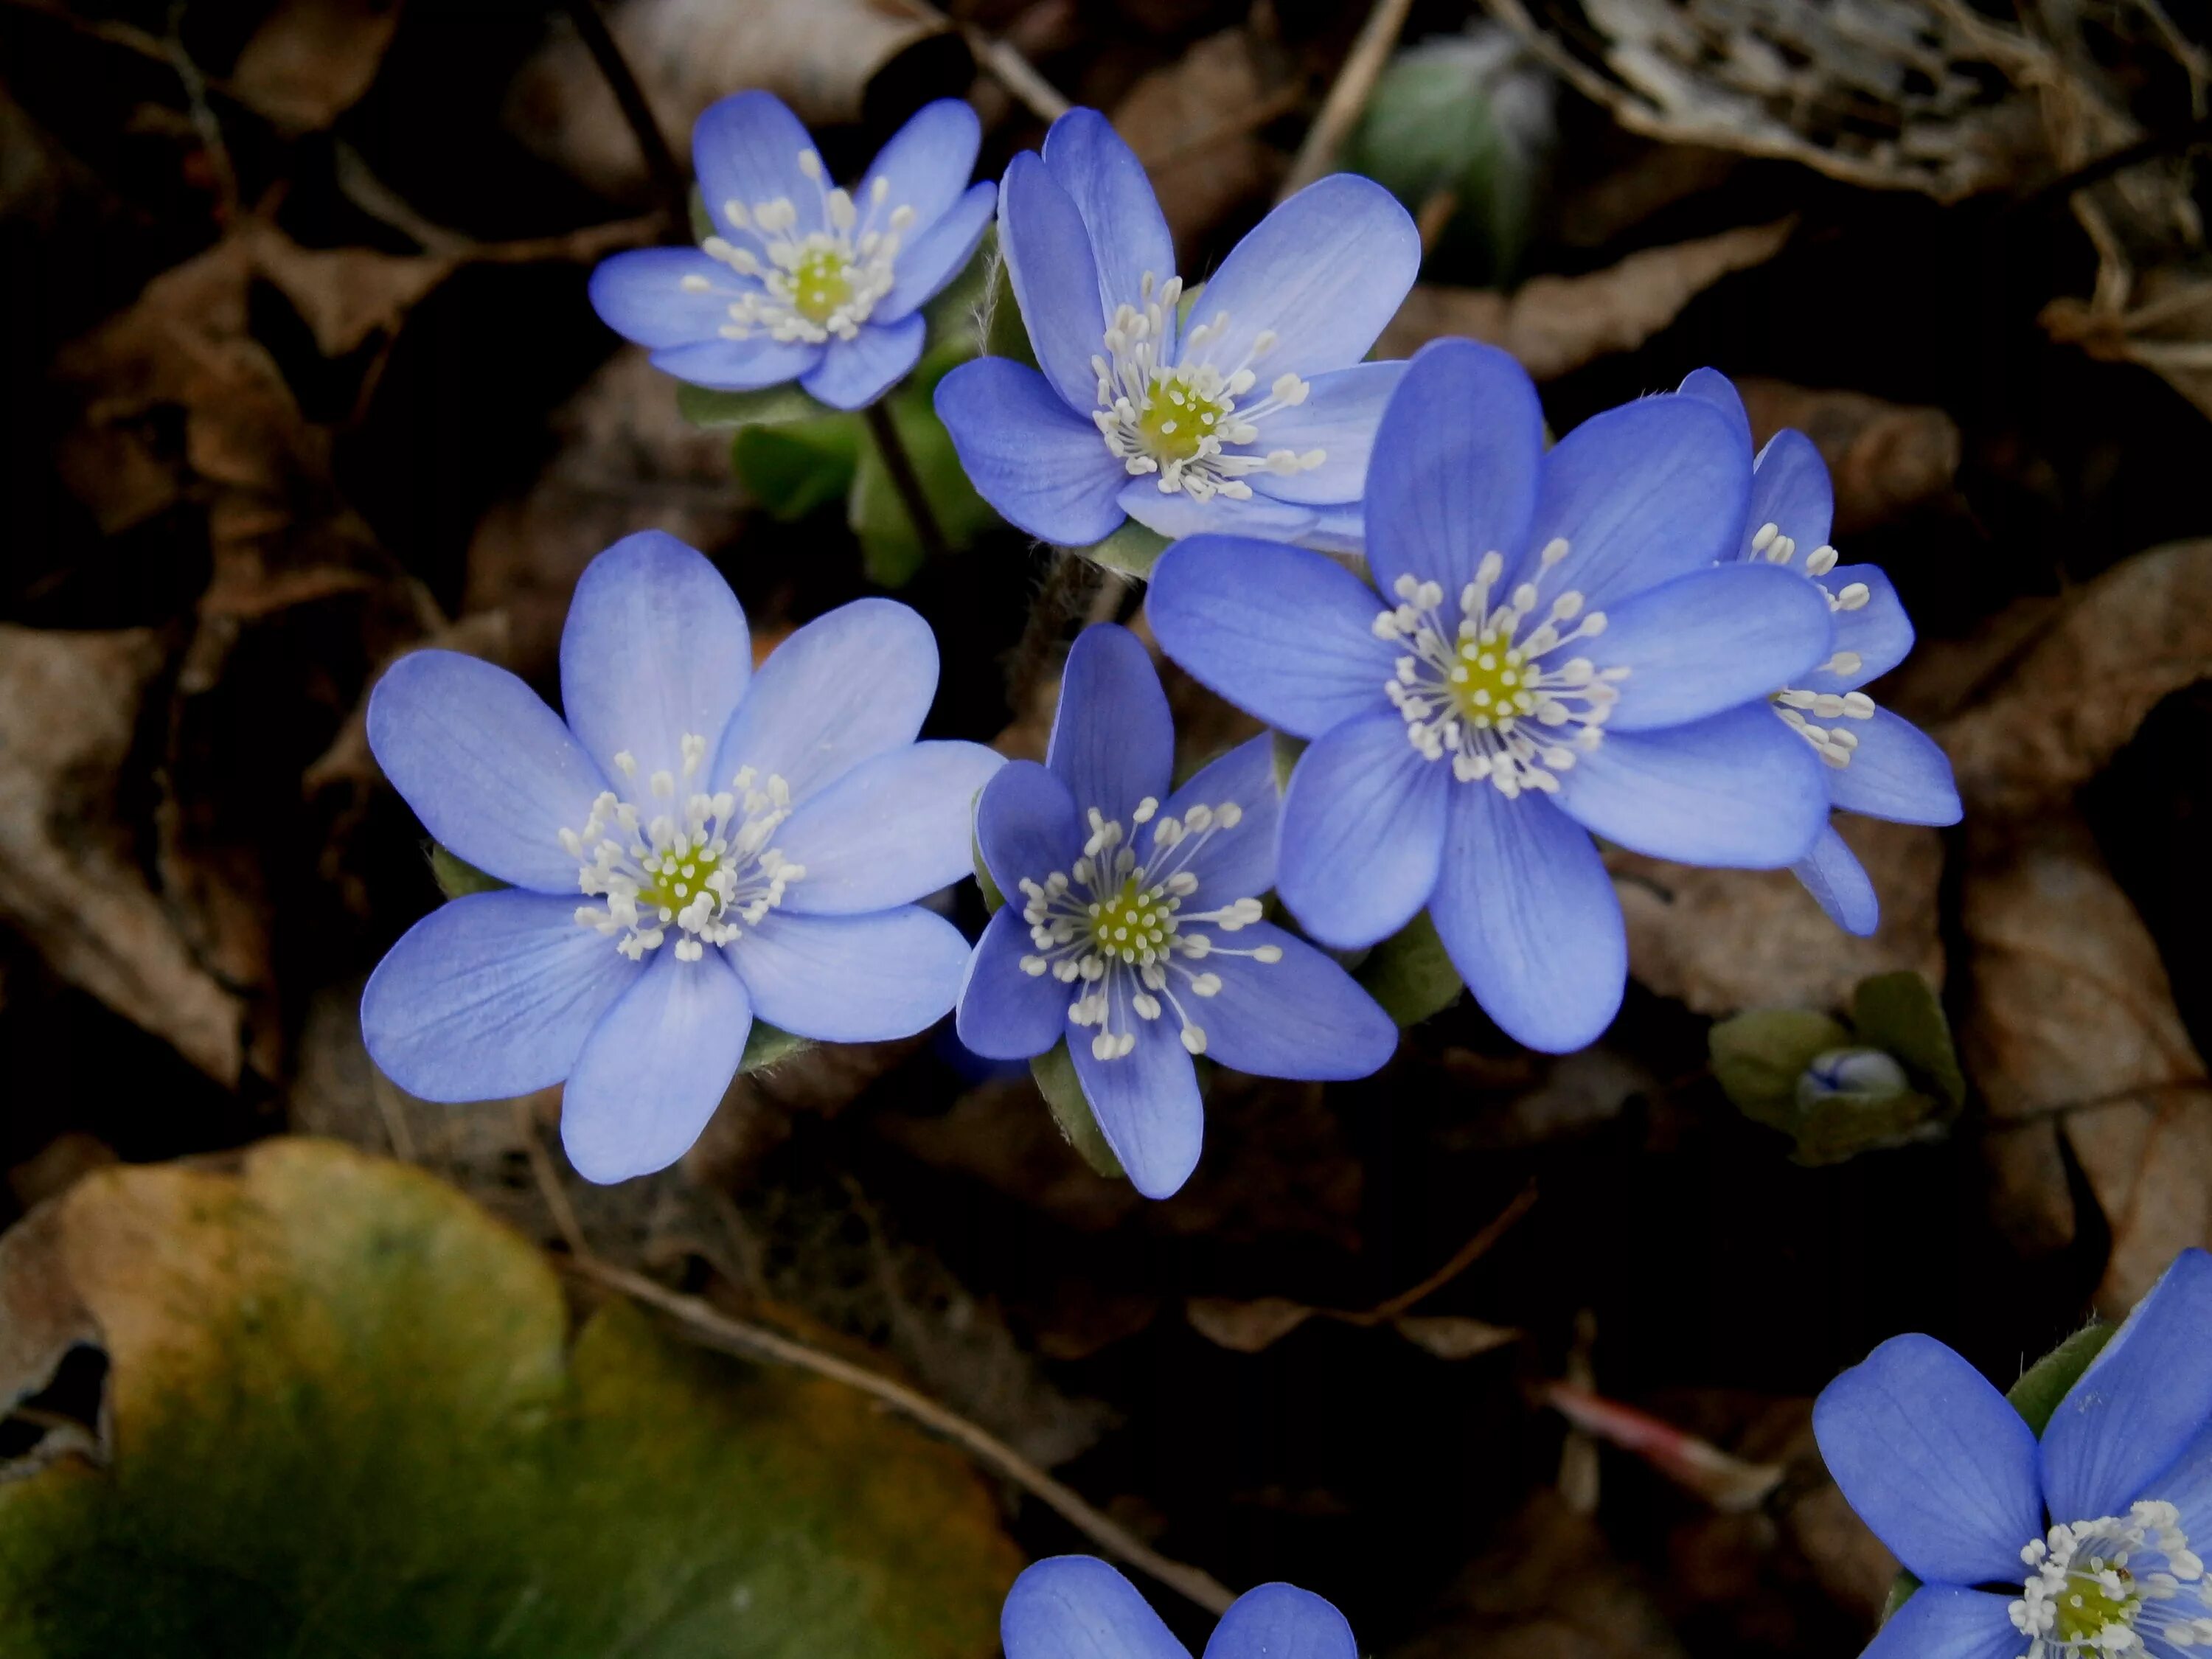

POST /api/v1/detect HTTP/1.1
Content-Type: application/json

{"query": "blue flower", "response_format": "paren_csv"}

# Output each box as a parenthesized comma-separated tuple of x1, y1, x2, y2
(360, 531, 1001, 1183)
(1678, 369, 1964, 936)
(933, 108, 1420, 552)
(1147, 338, 1837, 1054)
(1003, 1556, 1357, 1659)
(1814, 1250, 2212, 1659)
(958, 623, 1397, 1199)
(588, 92, 995, 411)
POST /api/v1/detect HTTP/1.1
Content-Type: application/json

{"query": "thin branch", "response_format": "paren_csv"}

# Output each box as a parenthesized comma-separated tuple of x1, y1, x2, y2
(570, 1256, 1239, 1616)
(863, 402, 950, 564)
(513, 1099, 590, 1259)
(560, 0, 690, 227)
(893, 0, 1071, 124)
(1276, 0, 1417, 201)
(1366, 1182, 1537, 1322)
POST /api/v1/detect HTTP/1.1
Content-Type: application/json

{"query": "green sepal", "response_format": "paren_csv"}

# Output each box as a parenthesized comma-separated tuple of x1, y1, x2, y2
(738, 1020, 813, 1074)
(1852, 971, 1967, 1110)
(1068, 521, 1170, 579)
(687, 185, 714, 244)
(973, 827, 1005, 915)
(1786, 1074, 1943, 1168)
(678, 379, 831, 432)
(1029, 1041, 1124, 1180)
(1355, 911, 1464, 1028)
(429, 844, 507, 900)
(1270, 731, 1309, 793)
(1709, 1009, 1851, 1130)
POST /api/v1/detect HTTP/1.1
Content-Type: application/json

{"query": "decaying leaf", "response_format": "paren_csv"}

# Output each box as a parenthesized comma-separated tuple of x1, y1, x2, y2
(1542, 1383, 1786, 1512)
(1733, 380, 1961, 535)
(1376, 218, 1792, 378)
(2044, 271, 2212, 425)
(0, 1138, 1019, 1655)
(227, 0, 406, 135)
(1113, 29, 1280, 250)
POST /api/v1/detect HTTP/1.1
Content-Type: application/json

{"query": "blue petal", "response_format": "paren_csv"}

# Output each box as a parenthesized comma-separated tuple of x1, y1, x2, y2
(1430, 786, 1624, 1054)
(1147, 535, 1394, 740)
(1814, 565, 1916, 692)
(1245, 361, 1406, 506)
(1364, 338, 1545, 602)
(1810, 1332, 2044, 1585)
(367, 649, 609, 893)
(800, 313, 926, 410)
(2146, 1417, 2212, 1543)
(588, 248, 752, 349)
(361, 891, 640, 1101)
(1860, 1588, 2025, 1659)
(1154, 734, 1279, 902)
(775, 740, 1005, 913)
(560, 950, 751, 1183)
(1119, 480, 1319, 547)
(1554, 704, 1828, 869)
(858, 97, 980, 234)
(1747, 428, 1835, 560)
(1041, 108, 1177, 320)
(726, 905, 967, 1042)
(1585, 563, 1833, 734)
(879, 181, 995, 320)
(1826, 708, 1963, 827)
(1675, 366, 1752, 453)
(1001, 1557, 1192, 1659)
(696, 91, 820, 240)
(1195, 922, 1398, 1082)
(1181, 174, 1419, 375)
(647, 335, 823, 392)
(956, 905, 1067, 1061)
(1795, 823, 1880, 936)
(1068, 1017, 1205, 1199)
(974, 759, 1083, 897)
(1048, 623, 1173, 824)
(999, 151, 1107, 411)
(1277, 712, 1449, 949)
(1523, 394, 1750, 608)
(1301, 501, 1366, 555)
(559, 530, 750, 787)
(935, 358, 1127, 546)
(2042, 1249, 2212, 1524)
(712, 597, 937, 807)
(1203, 1584, 1358, 1659)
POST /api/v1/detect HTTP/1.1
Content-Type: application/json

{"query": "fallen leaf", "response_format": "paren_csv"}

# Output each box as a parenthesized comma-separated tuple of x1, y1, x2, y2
(228, 0, 405, 135)
(1113, 30, 1279, 251)
(1391, 1314, 1521, 1360)
(2043, 269, 2212, 424)
(1733, 380, 1961, 535)
(1185, 1295, 1315, 1352)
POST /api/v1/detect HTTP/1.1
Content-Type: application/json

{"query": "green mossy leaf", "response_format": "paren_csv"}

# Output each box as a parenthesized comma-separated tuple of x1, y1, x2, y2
(429, 843, 507, 900)
(1709, 1009, 1852, 1130)
(1354, 911, 1464, 1029)
(1029, 1042, 1124, 1180)
(1852, 970, 1968, 1111)
(0, 1139, 1018, 1657)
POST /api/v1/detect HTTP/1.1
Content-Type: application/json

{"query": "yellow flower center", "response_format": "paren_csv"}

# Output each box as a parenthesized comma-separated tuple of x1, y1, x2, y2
(790, 248, 854, 324)
(1091, 877, 1175, 964)
(2053, 1562, 2139, 1646)
(639, 838, 726, 921)
(1134, 374, 1228, 465)
(1445, 635, 1538, 729)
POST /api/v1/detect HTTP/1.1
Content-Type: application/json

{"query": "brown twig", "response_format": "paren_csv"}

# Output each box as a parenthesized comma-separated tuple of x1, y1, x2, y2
(1276, 0, 1417, 201)
(863, 403, 950, 563)
(570, 1255, 1239, 1615)
(512, 1099, 590, 1259)
(1366, 1181, 1538, 1322)
(893, 0, 1071, 124)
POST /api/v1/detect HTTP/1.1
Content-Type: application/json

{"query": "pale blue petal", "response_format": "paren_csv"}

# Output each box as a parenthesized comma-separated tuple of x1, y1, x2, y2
(647, 335, 822, 392)
(1002, 1557, 1192, 1659)
(1195, 923, 1397, 1082)
(974, 759, 1083, 897)
(361, 891, 640, 1102)
(1811, 1332, 2044, 1585)
(588, 248, 753, 349)
(1554, 705, 1827, 869)
(1277, 712, 1449, 949)
(1301, 501, 1366, 555)
(1048, 623, 1172, 824)
(696, 91, 820, 240)
(2146, 1418, 2212, 1543)
(1747, 428, 1835, 559)
(367, 649, 609, 893)
(1000, 151, 1107, 411)
(775, 741, 1004, 913)
(1814, 565, 1916, 692)
(1146, 535, 1394, 740)
(1245, 361, 1407, 506)
(2042, 1249, 2212, 1523)
(1522, 394, 1750, 607)
(1826, 709, 1963, 827)
(1861, 1589, 2024, 1659)
(1585, 563, 1833, 733)
(1794, 823, 1879, 936)
(1203, 1584, 1358, 1659)
(1364, 338, 1545, 601)
(858, 97, 979, 234)
(879, 181, 995, 320)
(1431, 785, 1624, 1054)
(560, 529, 750, 787)
(726, 905, 967, 1041)
(1153, 734, 1279, 902)
(712, 597, 936, 807)
(1041, 108, 1177, 320)
(1068, 1017, 1204, 1200)
(1182, 174, 1419, 375)
(800, 313, 926, 410)
(1119, 480, 1318, 546)
(936, 358, 1127, 546)
(1675, 366, 1752, 453)
(560, 950, 751, 1183)
(956, 905, 1067, 1061)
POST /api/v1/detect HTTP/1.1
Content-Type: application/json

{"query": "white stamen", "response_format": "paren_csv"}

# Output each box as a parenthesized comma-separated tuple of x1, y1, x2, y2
(2010, 1501, 2211, 1659)
(701, 145, 915, 344)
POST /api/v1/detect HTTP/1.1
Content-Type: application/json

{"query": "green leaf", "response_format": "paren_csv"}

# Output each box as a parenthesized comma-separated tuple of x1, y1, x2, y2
(1852, 971, 1967, 1111)
(0, 1139, 1018, 1656)
(1071, 521, 1170, 579)
(1270, 731, 1309, 794)
(1787, 1082, 1943, 1168)
(1355, 911, 1464, 1028)
(733, 416, 863, 521)
(740, 1020, 813, 1074)
(850, 356, 1000, 588)
(429, 843, 506, 900)
(678, 378, 832, 432)
(1029, 1041, 1124, 1180)
(1708, 1009, 1851, 1130)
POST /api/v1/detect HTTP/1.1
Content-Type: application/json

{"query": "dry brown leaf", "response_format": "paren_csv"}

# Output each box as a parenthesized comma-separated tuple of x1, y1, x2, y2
(1113, 30, 1279, 251)
(1391, 1314, 1520, 1360)
(1734, 380, 1961, 535)
(2044, 269, 2212, 423)
(1184, 1295, 1315, 1352)
(305, 611, 513, 797)
(1939, 540, 2212, 817)
(1610, 815, 1944, 1016)
(0, 627, 246, 1083)
(1374, 218, 1793, 378)
(228, 0, 405, 134)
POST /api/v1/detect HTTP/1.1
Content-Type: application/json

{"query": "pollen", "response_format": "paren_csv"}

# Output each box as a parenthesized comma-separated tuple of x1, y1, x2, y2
(1090, 877, 1176, 964)
(1446, 637, 1537, 729)
(1133, 375, 1229, 465)
(787, 246, 855, 325)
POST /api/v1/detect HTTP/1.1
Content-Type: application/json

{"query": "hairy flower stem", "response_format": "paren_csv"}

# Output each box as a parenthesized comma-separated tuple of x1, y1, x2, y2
(863, 400, 950, 563)
(1006, 547, 1101, 713)
(561, 0, 690, 228)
